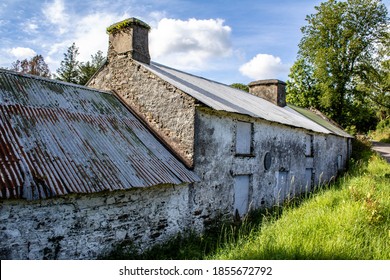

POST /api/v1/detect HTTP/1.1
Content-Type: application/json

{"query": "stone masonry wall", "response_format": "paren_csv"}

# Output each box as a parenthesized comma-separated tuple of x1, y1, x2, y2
(190, 107, 349, 228)
(0, 183, 191, 260)
(88, 57, 196, 167)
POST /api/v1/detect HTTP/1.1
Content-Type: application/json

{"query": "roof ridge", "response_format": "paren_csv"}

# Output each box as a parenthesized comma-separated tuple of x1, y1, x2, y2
(149, 61, 250, 94)
(0, 68, 113, 96)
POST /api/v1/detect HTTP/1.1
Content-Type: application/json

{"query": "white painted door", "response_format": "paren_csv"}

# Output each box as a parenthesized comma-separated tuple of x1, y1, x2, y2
(234, 175, 250, 216)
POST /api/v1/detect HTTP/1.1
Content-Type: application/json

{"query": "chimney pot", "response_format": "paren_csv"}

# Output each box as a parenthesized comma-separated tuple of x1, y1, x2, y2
(248, 79, 286, 107)
(107, 18, 151, 64)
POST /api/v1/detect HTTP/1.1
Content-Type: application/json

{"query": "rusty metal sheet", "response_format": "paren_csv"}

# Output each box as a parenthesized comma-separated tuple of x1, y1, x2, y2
(0, 69, 198, 200)
(143, 62, 350, 137)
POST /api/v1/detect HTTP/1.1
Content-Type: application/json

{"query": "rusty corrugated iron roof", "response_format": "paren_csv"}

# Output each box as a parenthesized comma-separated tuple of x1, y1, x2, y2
(0, 69, 198, 200)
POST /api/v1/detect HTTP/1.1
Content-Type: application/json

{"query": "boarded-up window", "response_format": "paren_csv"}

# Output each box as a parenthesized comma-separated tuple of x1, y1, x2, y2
(305, 134, 314, 156)
(234, 175, 250, 216)
(236, 121, 252, 155)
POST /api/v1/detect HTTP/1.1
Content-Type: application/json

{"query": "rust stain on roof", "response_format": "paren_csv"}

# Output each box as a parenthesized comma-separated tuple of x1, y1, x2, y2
(0, 69, 198, 200)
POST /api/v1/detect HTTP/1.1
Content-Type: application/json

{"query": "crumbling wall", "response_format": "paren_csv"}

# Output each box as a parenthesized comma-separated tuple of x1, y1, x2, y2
(0, 183, 191, 260)
(88, 58, 196, 167)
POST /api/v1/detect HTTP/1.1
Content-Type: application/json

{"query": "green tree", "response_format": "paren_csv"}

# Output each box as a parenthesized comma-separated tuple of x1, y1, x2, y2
(287, 0, 388, 132)
(286, 58, 321, 108)
(11, 55, 51, 77)
(356, 34, 390, 120)
(78, 50, 105, 85)
(56, 42, 80, 83)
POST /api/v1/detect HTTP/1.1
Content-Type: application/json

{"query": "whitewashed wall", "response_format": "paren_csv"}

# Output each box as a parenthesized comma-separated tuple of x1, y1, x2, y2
(191, 107, 349, 228)
(0, 183, 191, 259)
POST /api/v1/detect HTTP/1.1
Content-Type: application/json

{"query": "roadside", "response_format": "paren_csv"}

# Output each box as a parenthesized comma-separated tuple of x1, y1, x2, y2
(371, 141, 390, 163)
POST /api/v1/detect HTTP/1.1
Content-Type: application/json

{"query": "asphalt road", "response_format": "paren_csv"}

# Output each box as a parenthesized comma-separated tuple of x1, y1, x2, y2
(371, 141, 390, 163)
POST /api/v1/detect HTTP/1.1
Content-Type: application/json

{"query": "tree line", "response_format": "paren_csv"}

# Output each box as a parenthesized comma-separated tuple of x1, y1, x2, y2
(8, 43, 105, 86)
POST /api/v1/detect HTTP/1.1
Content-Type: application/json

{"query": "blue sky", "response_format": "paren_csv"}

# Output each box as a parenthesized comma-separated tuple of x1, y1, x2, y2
(1, 0, 389, 85)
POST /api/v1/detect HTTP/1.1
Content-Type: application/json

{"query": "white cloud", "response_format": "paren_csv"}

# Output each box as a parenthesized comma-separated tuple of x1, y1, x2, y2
(239, 54, 290, 80)
(44, 12, 129, 72)
(73, 13, 129, 63)
(8, 47, 36, 59)
(149, 18, 232, 70)
(42, 0, 69, 34)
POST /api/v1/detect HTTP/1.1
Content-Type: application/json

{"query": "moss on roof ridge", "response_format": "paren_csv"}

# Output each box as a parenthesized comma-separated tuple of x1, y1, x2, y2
(106, 18, 150, 34)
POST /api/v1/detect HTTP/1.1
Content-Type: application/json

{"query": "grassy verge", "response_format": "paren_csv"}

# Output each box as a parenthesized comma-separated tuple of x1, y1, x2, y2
(103, 139, 390, 260)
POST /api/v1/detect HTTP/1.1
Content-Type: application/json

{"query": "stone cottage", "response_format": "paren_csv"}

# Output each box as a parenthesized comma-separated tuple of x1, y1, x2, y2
(0, 69, 198, 259)
(0, 17, 352, 260)
(88, 18, 352, 229)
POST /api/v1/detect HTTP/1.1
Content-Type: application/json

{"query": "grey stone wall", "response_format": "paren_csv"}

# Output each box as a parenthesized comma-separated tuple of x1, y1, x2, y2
(0, 183, 191, 260)
(88, 58, 196, 167)
(190, 107, 349, 227)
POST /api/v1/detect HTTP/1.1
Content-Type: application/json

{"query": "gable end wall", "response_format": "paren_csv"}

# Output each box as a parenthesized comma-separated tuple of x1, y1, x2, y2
(88, 58, 196, 167)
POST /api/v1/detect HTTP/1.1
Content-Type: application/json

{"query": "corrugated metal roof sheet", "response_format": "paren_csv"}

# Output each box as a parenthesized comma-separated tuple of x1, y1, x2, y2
(142, 62, 350, 137)
(0, 69, 198, 200)
(286, 104, 352, 138)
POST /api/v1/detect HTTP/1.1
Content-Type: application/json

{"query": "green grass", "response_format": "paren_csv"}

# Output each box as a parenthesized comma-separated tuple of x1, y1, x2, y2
(103, 139, 390, 260)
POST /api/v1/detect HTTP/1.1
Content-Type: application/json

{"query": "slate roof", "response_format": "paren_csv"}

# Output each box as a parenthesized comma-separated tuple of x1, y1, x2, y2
(142, 62, 352, 138)
(0, 69, 198, 201)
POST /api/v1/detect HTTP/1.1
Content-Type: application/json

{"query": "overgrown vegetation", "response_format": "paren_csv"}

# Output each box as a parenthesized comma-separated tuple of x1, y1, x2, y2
(103, 138, 390, 260)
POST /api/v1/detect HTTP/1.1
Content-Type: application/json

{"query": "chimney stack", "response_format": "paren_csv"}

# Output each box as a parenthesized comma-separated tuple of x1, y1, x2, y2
(106, 18, 151, 64)
(248, 79, 286, 107)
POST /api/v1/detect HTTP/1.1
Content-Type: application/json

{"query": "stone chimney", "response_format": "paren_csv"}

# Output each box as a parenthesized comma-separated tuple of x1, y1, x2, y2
(248, 79, 286, 107)
(106, 18, 151, 64)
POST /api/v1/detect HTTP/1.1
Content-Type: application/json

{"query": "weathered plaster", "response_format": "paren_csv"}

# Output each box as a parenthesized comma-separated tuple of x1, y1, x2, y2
(0, 183, 191, 260)
(190, 107, 349, 226)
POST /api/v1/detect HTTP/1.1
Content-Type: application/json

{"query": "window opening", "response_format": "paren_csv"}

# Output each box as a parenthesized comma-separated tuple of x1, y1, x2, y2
(235, 121, 253, 155)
